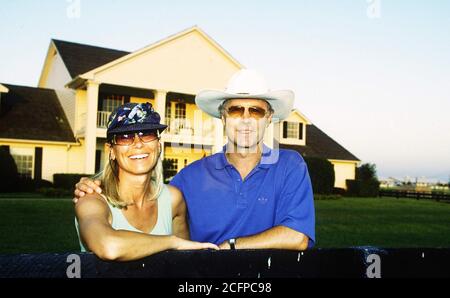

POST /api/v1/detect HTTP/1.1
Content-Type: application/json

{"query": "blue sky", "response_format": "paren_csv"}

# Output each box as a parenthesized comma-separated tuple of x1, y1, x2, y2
(1, 0, 449, 181)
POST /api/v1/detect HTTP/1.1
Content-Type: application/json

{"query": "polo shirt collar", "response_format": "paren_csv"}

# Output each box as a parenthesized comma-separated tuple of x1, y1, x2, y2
(215, 144, 276, 170)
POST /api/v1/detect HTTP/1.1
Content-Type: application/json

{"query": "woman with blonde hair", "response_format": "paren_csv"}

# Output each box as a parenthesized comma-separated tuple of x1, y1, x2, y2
(75, 102, 218, 261)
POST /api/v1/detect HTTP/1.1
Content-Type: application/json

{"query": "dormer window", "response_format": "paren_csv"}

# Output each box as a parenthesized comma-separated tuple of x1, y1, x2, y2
(283, 121, 303, 140)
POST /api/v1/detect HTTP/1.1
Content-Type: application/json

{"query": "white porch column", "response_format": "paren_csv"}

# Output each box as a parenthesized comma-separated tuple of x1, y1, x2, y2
(154, 90, 167, 159)
(154, 90, 167, 125)
(263, 123, 274, 148)
(213, 118, 224, 153)
(84, 80, 99, 174)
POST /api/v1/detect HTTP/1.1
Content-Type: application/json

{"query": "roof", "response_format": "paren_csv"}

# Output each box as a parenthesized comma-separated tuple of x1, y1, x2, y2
(52, 39, 130, 78)
(279, 124, 360, 161)
(79, 26, 243, 79)
(0, 84, 76, 143)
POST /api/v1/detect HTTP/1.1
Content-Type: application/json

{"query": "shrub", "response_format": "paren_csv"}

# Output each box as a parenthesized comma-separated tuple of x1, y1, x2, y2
(37, 187, 72, 198)
(303, 157, 335, 195)
(53, 174, 91, 191)
(163, 159, 178, 183)
(0, 146, 19, 192)
(314, 194, 342, 201)
(346, 178, 380, 197)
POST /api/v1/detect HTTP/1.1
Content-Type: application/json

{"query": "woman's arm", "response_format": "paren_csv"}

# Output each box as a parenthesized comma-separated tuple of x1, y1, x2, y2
(75, 194, 218, 261)
(168, 185, 190, 240)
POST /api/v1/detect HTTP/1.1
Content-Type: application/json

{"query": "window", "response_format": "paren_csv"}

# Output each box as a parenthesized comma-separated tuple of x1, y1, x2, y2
(286, 122, 299, 139)
(283, 121, 304, 140)
(175, 103, 186, 119)
(166, 158, 178, 172)
(10, 148, 34, 179)
(102, 95, 124, 112)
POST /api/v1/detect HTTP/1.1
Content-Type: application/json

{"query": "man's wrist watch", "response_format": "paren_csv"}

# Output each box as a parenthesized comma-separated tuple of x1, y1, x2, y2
(228, 238, 236, 250)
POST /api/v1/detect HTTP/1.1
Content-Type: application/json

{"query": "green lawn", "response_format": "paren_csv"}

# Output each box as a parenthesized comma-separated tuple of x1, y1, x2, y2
(0, 197, 450, 254)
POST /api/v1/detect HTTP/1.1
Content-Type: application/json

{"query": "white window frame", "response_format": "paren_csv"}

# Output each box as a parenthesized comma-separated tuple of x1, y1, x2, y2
(10, 147, 34, 179)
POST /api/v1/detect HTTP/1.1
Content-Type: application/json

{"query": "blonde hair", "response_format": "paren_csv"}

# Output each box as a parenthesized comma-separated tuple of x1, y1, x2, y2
(94, 146, 164, 209)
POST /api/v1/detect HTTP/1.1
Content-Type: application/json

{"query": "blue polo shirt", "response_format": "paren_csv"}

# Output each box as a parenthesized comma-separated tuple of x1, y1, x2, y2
(170, 145, 315, 248)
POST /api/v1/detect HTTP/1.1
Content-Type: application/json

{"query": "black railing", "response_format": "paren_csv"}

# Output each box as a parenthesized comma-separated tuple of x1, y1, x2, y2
(379, 190, 450, 201)
(1, 248, 449, 278)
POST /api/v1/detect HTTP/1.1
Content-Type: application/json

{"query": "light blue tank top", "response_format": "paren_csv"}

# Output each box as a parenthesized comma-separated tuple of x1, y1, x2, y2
(75, 184, 173, 252)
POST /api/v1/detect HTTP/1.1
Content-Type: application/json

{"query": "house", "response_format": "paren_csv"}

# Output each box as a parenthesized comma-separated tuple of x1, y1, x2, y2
(0, 26, 360, 189)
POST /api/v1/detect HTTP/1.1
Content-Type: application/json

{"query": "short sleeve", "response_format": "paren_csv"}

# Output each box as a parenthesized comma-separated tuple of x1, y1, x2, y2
(275, 152, 316, 248)
(169, 169, 185, 194)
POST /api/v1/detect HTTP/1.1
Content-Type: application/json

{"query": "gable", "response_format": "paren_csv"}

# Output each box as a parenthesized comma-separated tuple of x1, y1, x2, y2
(0, 84, 8, 93)
(284, 109, 311, 124)
(78, 28, 242, 94)
(38, 42, 73, 90)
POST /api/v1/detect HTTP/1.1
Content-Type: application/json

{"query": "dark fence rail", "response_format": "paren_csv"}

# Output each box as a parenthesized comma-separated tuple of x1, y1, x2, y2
(379, 190, 450, 201)
(1, 247, 450, 278)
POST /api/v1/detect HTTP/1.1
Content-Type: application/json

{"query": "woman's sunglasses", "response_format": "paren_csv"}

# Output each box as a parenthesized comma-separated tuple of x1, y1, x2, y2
(226, 106, 268, 119)
(111, 131, 159, 146)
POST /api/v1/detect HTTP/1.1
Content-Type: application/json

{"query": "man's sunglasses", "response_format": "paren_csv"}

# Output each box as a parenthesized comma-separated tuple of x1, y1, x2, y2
(225, 106, 268, 119)
(111, 131, 159, 146)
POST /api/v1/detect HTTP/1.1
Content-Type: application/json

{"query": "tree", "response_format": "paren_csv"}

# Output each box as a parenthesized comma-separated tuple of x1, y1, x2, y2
(303, 157, 335, 195)
(356, 163, 377, 181)
(347, 163, 380, 197)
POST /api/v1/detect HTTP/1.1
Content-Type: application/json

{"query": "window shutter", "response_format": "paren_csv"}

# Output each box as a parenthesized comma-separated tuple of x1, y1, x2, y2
(34, 147, 43, 180)
(283, 122, 288, 138)
(299, 123, 303, 140)
(95, 150, 102, 173)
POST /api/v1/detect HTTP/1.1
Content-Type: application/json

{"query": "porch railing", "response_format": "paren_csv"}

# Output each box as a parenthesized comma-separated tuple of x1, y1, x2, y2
(166, 118, 194, 135)
(97, 111, 111, 128)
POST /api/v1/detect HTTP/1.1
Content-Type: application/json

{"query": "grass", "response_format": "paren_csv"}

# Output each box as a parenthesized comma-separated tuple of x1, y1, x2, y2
(0, 198, 79, 254)
(0, 196, 450, 254)
(315, 197, 450, 248)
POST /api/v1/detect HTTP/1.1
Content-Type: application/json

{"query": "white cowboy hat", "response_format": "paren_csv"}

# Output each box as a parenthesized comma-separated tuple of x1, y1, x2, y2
(195, 69, 294, 120)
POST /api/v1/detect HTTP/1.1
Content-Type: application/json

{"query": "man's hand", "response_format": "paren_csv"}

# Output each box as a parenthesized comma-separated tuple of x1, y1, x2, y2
(218, 240, 231, 250)
(73, 177, 103, 204)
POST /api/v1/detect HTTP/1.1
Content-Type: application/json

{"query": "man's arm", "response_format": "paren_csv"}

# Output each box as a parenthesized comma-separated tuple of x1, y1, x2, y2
(218, 226, 309, 250)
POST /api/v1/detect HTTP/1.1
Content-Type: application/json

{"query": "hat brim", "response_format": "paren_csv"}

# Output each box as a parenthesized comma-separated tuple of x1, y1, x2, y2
(195, 90, 294, 120)
(107, 123, 167, 138)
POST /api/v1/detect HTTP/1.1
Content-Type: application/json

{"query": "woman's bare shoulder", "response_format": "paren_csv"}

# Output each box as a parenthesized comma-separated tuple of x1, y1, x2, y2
(166, 184, 185, 213)
(75, 192, 109, 214)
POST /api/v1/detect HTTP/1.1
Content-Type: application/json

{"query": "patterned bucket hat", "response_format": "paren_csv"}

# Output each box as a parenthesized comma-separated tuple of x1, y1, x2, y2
(106, 102, 167, 140)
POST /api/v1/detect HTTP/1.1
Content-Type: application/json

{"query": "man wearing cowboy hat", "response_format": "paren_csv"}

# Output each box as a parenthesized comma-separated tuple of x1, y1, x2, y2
(74, 69, 315, 251)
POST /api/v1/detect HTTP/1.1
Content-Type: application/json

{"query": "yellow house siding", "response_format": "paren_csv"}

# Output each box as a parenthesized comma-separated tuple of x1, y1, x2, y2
(38, 44, 76, 130)
(0, 140, 84, 182)
(87, 31, 240, 95)
(329, 160, 357, 189)
(75, 89, 87, 137)
(164, 144, 211, 170)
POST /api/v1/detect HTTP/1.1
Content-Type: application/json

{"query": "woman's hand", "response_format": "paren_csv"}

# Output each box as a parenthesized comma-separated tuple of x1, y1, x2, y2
(173, 237, 219, 251)
(73, 177, 103, 203)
